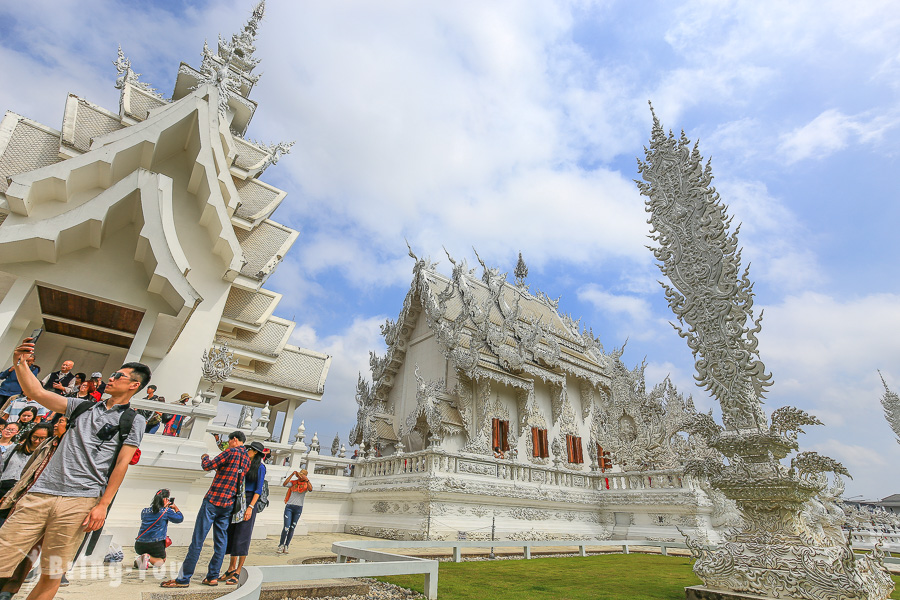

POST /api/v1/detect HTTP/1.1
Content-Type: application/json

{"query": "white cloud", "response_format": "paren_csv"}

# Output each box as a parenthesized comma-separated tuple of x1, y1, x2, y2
(810, 440, 888, 470)
(286, 315, 388, 443)
(717, 179, 824, 291)
(578, 284, 651, 323)
(778, 109, 900, 163)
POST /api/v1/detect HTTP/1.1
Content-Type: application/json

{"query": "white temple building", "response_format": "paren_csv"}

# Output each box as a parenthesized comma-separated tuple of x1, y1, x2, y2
(344, 250, 734, 542)
(0, 1, 733, 546)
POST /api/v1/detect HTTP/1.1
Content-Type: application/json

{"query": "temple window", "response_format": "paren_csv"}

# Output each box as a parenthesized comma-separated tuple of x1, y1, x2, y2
(491, 418, 510, 452)
(566, 434, 584, 464)
(596, 444, 612, 471)
(531, 427, 549, 458)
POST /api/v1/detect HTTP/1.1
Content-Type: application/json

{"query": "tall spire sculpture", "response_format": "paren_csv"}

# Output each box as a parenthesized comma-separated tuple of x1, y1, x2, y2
(636, 106, 892, 600)
(879, 371, 900, 444)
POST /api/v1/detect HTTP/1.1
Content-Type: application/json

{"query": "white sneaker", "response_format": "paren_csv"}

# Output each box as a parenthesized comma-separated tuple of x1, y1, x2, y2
(134, 556, 142, 569)
(276, 545, 285, 554)
(138, 553, 150, 570)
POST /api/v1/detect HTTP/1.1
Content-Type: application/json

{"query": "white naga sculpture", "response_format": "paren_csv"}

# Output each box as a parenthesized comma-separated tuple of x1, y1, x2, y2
(636, 106, 893, 600)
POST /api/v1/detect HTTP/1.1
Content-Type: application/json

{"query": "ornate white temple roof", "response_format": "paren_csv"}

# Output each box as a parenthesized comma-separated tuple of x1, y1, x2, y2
(369, 251, 611, 404)
(232, 176, 286, 225)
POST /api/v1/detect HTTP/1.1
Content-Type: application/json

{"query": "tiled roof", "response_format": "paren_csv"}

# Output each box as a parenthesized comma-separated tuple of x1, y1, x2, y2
(125, 86, 168, 121)
(216, 318, 291, 357)
(374, 419, 399, 442)
(62, 97, 125, 153)
(233, 177, 282, 221)
(0, 117, 62, 194)
(232, 137, 269, 170)
(222, 286, 279, 325)
(234, 219, 296, 280)
(230, 345, 330, 395)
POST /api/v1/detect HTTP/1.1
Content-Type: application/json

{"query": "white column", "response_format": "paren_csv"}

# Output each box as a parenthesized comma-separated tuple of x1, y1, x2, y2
(123, 310, 158, 364)
(279, 398, 299, 444)
(0, 277, 35, 363)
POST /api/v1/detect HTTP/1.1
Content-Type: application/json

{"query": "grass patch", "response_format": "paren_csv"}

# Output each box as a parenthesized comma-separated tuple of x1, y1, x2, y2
(378, 553, 701, 600)
(379, 555, 900, 600)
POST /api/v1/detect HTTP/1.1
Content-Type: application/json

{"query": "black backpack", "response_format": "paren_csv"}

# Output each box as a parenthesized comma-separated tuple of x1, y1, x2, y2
(256, 479, 270, 512)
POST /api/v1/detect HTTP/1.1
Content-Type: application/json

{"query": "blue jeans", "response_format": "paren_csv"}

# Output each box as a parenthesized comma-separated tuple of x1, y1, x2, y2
(280, 504, 303, 547)
(177, 497, 232, 583)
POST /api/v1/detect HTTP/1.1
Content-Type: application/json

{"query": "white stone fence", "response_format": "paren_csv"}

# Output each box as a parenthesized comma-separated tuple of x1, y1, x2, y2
(214, 538, 694, 600)
(353, 448, 690, 492)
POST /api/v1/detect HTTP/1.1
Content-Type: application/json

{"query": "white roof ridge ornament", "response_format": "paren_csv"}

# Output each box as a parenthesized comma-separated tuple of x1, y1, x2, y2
(113, 45, 165, 101)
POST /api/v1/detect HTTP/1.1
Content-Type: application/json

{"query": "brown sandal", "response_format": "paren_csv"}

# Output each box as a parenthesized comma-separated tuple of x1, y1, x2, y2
(160, 580, 189, 588)
(201, 578, 218, 586)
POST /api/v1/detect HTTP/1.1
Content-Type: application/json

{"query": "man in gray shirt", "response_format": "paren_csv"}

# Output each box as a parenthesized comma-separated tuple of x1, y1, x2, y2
(0, 337, 150, 600)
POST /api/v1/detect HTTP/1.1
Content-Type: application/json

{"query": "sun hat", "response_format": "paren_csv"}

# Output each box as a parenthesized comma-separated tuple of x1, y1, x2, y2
(247, 441, 266, 453)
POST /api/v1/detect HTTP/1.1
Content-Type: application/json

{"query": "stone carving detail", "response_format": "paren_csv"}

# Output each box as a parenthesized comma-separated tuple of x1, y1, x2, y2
(638, 108, 893, 600)
(879, 372, 900, 445)
(196, 40, 241, 118)
(591, 356, 713, 472)
(580, 382, 594, 420)
(405, 365, 461, 448)
(248, 139, 295, 171)
(201, 342, 238, 392)
(518, 388, 550, 466)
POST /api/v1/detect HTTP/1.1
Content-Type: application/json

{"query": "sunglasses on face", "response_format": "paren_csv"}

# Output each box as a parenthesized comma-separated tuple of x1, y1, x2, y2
(108, 372, 133, 382)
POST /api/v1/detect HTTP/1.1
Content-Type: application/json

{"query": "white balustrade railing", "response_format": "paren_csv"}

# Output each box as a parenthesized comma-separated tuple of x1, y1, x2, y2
(352, 448, 688, 491)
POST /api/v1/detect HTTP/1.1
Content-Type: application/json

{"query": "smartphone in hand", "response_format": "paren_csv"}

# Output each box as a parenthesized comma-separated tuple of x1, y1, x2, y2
(30, 328, 43, 345)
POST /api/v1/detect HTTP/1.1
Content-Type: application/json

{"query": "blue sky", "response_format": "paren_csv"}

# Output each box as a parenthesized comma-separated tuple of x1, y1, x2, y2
(2, 0, 898, 499)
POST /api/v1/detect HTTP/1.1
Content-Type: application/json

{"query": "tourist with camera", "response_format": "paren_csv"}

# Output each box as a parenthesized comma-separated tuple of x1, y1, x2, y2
(134, 489, 183, 570)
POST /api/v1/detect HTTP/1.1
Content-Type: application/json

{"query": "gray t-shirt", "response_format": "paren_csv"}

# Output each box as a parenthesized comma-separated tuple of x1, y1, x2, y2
(29, 398, 145, 498)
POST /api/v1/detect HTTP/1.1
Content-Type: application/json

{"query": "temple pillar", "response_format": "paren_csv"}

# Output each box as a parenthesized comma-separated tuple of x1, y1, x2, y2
(280, 398, 299, 444)
(124, 310, 158, 364)
(0, 276, 35, 362)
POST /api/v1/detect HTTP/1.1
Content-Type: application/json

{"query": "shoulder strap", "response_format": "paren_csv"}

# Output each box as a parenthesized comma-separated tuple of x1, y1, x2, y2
(136, 508, 167, 539)
(69, 400, 96, 425)
(118, 408, 136, 443)
(107, 407, 137, 479)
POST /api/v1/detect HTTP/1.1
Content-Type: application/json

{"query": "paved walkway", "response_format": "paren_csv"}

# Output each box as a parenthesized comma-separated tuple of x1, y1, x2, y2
(27, 532, 380, 600)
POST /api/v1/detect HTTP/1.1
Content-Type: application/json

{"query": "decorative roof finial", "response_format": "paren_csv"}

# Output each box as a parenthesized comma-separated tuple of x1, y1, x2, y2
(514, 251, 529, 288)
(218, 0, 266, 76)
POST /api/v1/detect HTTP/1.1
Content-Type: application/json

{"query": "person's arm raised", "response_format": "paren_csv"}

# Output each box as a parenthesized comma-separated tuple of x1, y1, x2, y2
(13, 339, 67, 414)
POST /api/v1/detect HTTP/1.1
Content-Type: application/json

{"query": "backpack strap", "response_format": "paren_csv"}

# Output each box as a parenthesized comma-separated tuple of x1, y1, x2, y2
(68, 399, 96, 424)
(108, 407, 137, 478)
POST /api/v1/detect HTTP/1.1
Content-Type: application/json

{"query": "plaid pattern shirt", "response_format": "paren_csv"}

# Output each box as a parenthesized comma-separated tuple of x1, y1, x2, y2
(201, 446, 250, 507)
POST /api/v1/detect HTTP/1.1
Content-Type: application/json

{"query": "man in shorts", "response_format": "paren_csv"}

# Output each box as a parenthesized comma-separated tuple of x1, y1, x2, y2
(0, 337, 149, 600)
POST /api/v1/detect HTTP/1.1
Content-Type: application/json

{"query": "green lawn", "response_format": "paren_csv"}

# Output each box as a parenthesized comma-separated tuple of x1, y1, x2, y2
(378, 554, 900, 600)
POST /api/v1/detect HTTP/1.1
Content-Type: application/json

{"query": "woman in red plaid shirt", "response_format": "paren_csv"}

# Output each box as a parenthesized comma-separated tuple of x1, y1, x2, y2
(161, 431, 250, 588)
